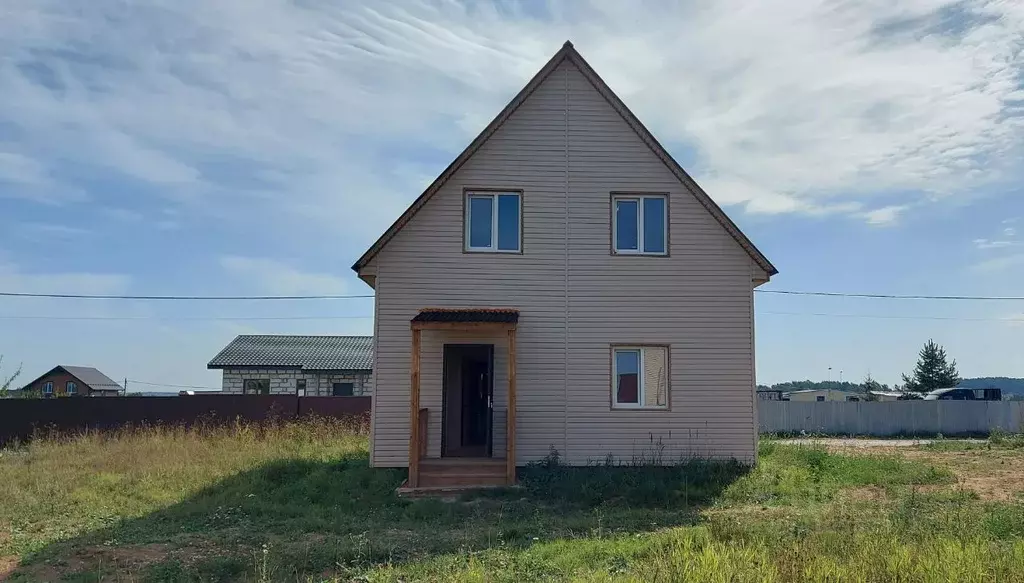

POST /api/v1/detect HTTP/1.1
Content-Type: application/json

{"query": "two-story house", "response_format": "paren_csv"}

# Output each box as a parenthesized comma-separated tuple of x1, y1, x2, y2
(19, 365, 122, 398)
(352, 42, 777, 489)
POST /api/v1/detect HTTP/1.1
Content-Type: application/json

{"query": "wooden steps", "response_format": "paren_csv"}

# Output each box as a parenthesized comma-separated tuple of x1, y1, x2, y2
(417, 458, 509, 488)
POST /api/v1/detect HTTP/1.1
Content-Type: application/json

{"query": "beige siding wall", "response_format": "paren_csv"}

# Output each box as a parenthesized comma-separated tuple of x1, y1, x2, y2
(368, 59, 762, 466)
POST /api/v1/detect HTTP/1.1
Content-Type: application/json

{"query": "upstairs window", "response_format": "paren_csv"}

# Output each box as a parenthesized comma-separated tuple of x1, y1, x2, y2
(66, 381, 77, 396)
(612, 346, 669, 409)
(465, 191, 521, 252)
(613, 194, 667, 255)
(43, 382, 53, 395)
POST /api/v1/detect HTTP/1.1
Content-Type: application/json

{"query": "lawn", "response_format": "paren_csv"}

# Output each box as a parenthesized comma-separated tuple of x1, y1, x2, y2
(1, 420, 1023, 582)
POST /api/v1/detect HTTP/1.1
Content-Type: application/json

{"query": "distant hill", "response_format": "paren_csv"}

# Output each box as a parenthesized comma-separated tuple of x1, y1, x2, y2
(958, 377, 1024, 397)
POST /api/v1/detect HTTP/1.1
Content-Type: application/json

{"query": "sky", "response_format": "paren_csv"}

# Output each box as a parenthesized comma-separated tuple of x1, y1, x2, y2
(1, 0, 1023, 391)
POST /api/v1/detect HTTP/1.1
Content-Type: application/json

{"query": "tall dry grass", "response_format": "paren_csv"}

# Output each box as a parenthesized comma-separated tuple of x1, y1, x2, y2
(0, 416, 366, 557)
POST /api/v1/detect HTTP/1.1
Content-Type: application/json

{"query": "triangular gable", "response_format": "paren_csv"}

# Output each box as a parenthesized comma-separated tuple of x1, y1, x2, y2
(352, 41, 777, 278)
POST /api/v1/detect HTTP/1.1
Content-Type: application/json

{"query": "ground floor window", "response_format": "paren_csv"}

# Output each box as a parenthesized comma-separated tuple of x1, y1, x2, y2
(244, 379, 270, 395)
(296, 379, 306, 396)
(332, 382, 354, 396)
(612, 346, 668, 409)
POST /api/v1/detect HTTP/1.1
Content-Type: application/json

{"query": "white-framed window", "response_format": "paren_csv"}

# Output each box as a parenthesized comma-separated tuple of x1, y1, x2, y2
(465, 191, 521, 252)
(66, 381, 77, 396)
(43, 381, 53, 395)
(612, 346, 669, 409)
(612, 194, 667, 255)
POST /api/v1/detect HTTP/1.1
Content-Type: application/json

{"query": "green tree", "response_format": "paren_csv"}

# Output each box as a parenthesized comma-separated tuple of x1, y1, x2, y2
(0, 355, 23, 398)
(861, 374, 885, 401)
(901, 339, 961, 394)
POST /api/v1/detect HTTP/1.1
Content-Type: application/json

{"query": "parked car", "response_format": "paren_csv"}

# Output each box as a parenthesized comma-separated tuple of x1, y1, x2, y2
(923, 387, 1002, 401)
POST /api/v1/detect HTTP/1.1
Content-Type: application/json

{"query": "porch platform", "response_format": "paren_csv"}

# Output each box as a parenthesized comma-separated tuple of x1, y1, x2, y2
(405, 458, 510, 490)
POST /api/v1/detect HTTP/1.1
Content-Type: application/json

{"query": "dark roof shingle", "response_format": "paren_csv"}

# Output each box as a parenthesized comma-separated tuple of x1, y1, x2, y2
(208, 335, 373, 371)
(61, 366, 122, 389)
(412, 309, 519, 324)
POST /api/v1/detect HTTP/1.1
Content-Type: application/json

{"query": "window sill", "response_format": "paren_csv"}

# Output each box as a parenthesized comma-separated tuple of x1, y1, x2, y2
(612, 250, 668, 257)
(465, 248, 522, 254)
(611, 405, 669, 411)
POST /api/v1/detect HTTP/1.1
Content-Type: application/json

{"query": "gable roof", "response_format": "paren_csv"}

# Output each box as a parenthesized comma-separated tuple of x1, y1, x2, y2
(352, 41, 777, 277)
(21, 365, 121, 392)
(207, 335, 373, 371)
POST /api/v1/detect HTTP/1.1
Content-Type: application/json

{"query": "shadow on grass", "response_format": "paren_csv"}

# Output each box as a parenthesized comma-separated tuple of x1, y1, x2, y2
(8, 453, 749, 582)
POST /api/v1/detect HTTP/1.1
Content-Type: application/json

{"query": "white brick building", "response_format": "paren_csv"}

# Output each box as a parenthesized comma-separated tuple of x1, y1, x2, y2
(208, 335, 373, 396)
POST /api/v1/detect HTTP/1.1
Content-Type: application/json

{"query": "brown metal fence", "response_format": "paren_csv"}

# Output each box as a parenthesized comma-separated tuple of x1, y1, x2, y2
(0, 395, 371, 446)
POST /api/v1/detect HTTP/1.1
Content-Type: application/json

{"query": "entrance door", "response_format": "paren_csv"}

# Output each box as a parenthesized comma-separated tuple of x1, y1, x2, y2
(442, 344, 494, 457)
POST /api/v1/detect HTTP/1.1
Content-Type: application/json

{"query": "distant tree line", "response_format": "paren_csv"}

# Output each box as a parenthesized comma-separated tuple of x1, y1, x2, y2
(760, 340, 1022, 399)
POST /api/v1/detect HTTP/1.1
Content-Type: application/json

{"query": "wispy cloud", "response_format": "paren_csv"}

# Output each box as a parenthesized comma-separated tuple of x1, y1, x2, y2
(219, 255, 351, 296)
(861, 205, 909, 226)
(973, 253, 1024, 272)
(973, 238, 1017, 250)
(973, 218, 1021, 250)
(0, 0, 1021, 232)
(16, 223, 90, 239)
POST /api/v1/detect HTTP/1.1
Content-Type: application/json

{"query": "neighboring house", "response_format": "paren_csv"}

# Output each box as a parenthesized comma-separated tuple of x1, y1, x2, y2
(208, 335, 373, 396)
(351, 42, 777, 488)
(20, 365, 122, 397)
(784, 389, 859, 402)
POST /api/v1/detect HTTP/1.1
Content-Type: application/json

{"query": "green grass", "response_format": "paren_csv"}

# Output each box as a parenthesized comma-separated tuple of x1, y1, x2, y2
(2, 422, 1023, 582)
(921, 430, 1024, 451)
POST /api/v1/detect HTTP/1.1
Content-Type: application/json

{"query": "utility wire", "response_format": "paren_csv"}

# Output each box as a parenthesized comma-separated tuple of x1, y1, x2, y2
(2, 289, 1022, 301)
(756, 290, 1024, 301)
(126, 379, 221, 390)
(0, 290, 376, 299)
(0, 315, 374, 321)
(761, 311, 1024, 322)
(0, 311, 1019, 323)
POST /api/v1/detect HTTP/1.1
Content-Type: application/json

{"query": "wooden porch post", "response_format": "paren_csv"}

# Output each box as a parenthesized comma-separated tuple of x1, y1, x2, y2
(506, 327, 517, 485)
(409, 327, 421, 488)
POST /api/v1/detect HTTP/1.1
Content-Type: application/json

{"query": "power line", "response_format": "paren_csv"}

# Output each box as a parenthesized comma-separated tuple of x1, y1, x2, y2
(1, 311, 1019, 323)
(761, 311, 1024, 322)
(0, 315, 374, 321)
(126, 379, 220, 390)
(2, 289, 1022, 301)
(0, 292, 375, 301)
(756, 290, 1024, 301)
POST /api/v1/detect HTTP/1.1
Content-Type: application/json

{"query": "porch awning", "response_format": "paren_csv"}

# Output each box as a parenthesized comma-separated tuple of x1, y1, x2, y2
(410, 308, 518, 330)
(409, 307, 516, 325)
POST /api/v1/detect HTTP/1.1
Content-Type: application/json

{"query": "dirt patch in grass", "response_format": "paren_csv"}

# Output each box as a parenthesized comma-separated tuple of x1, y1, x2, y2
(844, 486, 888, 501)
(894, 449, 1024, 501)
(772, 440, 1024, 502)
(0, 556, 18, 582)
(14, 543, 171, 581)
(958, 470, 1023, 502)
